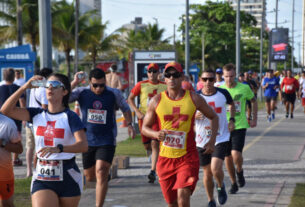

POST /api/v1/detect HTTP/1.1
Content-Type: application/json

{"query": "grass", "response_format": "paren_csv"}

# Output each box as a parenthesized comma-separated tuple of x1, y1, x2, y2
(14, 177, 32, 207)
(288, 183, 305, 207)
(115, 134, 146, 157)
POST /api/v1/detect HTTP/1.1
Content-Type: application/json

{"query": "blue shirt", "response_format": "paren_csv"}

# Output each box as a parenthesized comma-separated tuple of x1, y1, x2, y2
(263, 77, 279, 97)
(70, 86, 131, 146)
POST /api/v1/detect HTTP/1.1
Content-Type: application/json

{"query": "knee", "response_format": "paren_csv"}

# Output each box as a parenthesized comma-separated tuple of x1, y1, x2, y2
(96, 167, 110, 182)
(85, 174, 96, 182)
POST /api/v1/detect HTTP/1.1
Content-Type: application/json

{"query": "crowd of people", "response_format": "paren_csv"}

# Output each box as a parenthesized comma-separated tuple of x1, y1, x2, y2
(0, 63, 303, 207)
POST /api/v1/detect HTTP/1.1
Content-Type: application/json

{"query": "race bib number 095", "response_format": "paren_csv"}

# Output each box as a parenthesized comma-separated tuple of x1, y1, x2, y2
(87, 109, 107, 124)
(163, 131, 186, 149)
(36, 160, 63, 181)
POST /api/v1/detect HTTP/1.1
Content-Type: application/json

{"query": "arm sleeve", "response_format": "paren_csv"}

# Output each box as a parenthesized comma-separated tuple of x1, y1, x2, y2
(27, 107, 44, 123)
(218, 88, 233, 104)
(67, 110, 86, 133)
(130, 82, 142, 96)
(69, 87, 87, 103)
(109, 87, 130, 113)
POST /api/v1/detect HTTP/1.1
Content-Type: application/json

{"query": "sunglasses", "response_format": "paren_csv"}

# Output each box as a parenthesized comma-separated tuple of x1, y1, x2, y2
(45, 80, 65, 89)
(147, 69, 158, 73)
(201, 77, 215, 82)
(92, 83, 105, 88)
(164, 72, 182, 79)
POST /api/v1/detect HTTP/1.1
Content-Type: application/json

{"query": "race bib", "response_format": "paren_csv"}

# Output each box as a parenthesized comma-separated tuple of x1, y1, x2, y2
(204, 126, 212, 139)
(286, 84, 293, 91)
(227, 101, 241, 113)
(36, 159, 63, 181)
(87, 109, 107, 124)
(163, 130, 186, 149)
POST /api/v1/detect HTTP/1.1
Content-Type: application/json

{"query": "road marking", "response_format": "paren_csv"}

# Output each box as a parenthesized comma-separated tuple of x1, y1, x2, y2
(243, 117, 284, 152)
(264, 181, 285, 207)
(244, 104, 301, 152)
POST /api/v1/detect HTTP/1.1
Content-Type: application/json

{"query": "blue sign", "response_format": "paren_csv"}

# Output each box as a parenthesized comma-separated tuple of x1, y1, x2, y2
(0, 44, 36, 82)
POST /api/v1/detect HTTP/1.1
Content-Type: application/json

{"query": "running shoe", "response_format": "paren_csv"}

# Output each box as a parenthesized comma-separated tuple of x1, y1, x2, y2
(207, 200, 216, 207)
(13, 158, 23, 166)
(148, 170, 156, 183)
(290, 114, 294, 119)
(268, 116, 272, 122)
(271, 113, 275, 120)
(237, 170, 246, 187)
(217, 183, 227, 205)
(229, 183, 239, 194)
(285, 113, 289, 118)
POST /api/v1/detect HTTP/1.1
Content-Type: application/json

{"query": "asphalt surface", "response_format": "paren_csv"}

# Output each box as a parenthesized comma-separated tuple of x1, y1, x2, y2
(14, 104, 305, 207)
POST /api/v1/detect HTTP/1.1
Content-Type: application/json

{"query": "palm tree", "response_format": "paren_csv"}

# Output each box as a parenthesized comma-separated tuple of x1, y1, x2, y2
(0, 0, 39, 52)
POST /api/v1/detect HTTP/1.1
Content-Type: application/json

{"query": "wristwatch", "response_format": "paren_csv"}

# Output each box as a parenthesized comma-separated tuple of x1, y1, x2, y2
(57, 144, 64, 153)
(1, 139, 7, 148)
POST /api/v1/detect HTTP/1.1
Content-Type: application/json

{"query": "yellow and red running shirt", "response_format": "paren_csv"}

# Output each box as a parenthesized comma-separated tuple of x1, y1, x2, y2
(156, 90, 196, 158)
(131, 80, 167, 114)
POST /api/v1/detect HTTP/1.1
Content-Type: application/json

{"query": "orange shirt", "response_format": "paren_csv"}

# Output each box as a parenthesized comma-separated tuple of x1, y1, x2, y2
(156, 90, 196, 158)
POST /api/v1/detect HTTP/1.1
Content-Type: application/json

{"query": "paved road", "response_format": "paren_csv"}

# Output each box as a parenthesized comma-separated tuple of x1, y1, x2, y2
(14, 104, 305, 207)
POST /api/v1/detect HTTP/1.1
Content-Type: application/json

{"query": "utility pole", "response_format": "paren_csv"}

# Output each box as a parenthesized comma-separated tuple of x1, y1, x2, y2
(236, 0, 241, 76)
(291, 0, 295, 71)
(302, 0, 305, 67)
(259, 0, 265, 101)
(74, 0, 79, 74)
(202, 33, 205, 70)
(38, 0, 52, 69)
(173, 24, 176, 46)
(185, 0, 190, 75)
(275, 0, 278, 70)
(16, 0, 22, 46)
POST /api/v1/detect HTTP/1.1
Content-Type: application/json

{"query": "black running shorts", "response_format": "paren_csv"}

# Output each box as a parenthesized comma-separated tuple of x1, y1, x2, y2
(225, 129, 247, 156)
(82, 145, 116, 169)
(197, 141, 229, 166)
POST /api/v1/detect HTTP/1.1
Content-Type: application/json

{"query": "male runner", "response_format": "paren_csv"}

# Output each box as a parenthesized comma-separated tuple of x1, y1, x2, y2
(220, 63, 258, 194)
(281, 69, 299, 119)
(128, 63, 167, 183)
(262, 69, 279, 122)
(70, 69, 135, 207)
(195, 69, 235, 207)
(0, 113, 23, 207)
(214, 68, 225, 87)
(142, 62, 219, 207)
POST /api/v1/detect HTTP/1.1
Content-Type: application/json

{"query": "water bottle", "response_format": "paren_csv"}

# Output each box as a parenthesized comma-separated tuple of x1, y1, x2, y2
(77, 72, 87, 80)
(31, 79, 47, 87)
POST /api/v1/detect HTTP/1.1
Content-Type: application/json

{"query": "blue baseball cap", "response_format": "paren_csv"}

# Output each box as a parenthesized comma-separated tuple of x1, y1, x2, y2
(216, 68, 222, 74)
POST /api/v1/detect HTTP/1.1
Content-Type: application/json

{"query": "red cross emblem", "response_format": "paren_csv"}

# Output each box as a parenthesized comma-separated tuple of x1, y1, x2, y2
(208, 102, 222, 113)
(148, 89, 158, 98)
(164, 107, 189, 128)
(36, 121, 65, 146)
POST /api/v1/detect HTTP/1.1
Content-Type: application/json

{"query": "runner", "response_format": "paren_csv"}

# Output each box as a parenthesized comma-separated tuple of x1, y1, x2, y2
(262, 69, 279, 122)
(281, 69, 299, 119)
(220, 63, 258, 194)
(299, 71, 305, 113)
(1, 73, 88, 207)
(0, 68, 26, 167)
(70, 68, 135, 207)
(128, 63, 167, 183)
(142, 62, 219, 207)
(214, 68, 225, 87)
(195, 69, 235, 207)
(0, 113, 23, 207)
(26, 68, 52, 177)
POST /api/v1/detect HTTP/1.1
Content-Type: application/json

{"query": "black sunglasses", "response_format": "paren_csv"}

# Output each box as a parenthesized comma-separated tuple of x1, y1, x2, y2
(201, 77, 215, 82)
(148, 69, 158, 73)
(92, 83, 105, 88)
(164, 72, 182, 78)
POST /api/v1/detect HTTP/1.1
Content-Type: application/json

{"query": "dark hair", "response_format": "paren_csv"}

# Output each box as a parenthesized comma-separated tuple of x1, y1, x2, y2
(223, 63, 236, 72)
(3, 68, 15, 82)
(89, 68, 105, 80)
(111, 64, 117, 72)
(39, 68, 53, 78)
(49, 73, 71, 108)
(202, 69, 215, 75)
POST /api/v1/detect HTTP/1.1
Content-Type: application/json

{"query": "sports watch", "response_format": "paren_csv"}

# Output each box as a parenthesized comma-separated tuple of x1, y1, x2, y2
(1, 139, 7, 148)
(57, 144, 64, 153)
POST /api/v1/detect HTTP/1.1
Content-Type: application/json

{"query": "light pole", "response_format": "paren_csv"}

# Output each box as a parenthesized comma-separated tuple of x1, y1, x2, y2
(74, 0, 79, 74)
(185, 0, 190, 75)
(259, 0, 265, 101)
(291, 0, 295, 71)
(236, 0, 241, 77)
(16, 0, 22, 46)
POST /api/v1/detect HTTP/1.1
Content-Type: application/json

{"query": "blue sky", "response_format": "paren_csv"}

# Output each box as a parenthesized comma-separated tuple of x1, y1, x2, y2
(102, 0, 303, 63)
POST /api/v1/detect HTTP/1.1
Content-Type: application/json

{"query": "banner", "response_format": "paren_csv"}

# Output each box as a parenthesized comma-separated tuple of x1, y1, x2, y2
(269, 28, 289, 62)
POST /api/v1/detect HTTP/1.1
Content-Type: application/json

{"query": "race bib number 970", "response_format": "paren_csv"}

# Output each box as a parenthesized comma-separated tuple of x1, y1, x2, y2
(36, 160, 63, 181)
(87, 109, 107, 124)
(163, 131, 186, 149)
